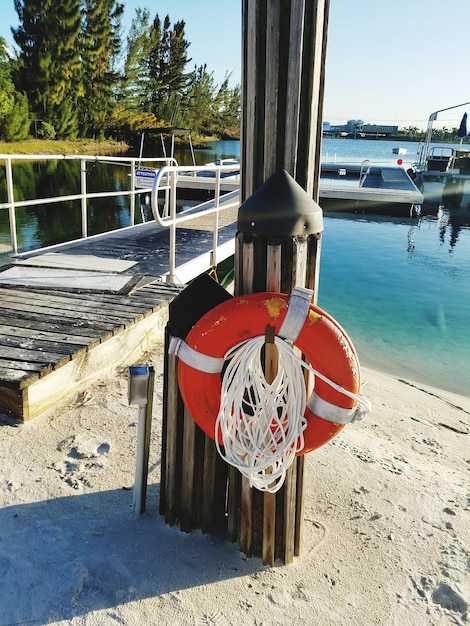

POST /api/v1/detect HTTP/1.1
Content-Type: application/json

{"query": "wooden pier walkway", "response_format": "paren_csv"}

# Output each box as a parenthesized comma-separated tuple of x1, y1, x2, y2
(0, 209, 238, 421)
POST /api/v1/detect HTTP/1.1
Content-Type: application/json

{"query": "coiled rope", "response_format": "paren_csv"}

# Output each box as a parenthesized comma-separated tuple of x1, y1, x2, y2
(215, 335, 307, 493)
(215, 335, 371, 493)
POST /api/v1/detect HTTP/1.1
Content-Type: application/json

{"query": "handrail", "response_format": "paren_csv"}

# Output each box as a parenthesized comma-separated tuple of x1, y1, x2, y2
(358, 159, 371, 186)
(415, 101, 470, 170)
(0, 154, 241, 284)
(150, 164, 240, 282)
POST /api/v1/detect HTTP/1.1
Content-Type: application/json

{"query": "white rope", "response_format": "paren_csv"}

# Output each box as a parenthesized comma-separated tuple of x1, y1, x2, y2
(214, 334, 372, 494)
(215, 336, 308, 493)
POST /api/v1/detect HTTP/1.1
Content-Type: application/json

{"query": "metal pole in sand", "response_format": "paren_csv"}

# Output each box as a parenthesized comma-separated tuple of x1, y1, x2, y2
(128, 365, 155, 515)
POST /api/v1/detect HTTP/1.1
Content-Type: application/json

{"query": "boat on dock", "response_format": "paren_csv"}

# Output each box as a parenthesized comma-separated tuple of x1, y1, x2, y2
(319, 160, 423, 215)
(174, 159, 240, 200)
(415, 145, 470, 210)
(414, 101, 470, 211)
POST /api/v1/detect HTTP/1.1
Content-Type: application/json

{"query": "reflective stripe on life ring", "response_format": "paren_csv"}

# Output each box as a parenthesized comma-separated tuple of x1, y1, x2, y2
(177, 291, 361, 454)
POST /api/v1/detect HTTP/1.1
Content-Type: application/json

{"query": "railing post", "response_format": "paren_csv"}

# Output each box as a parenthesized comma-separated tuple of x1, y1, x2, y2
(168, 170, 178, 283)
(5, 157, 18, 254)
(130, 160, 136, 227)
(80, 158, 88, 239)
(211, 170, 221, 268)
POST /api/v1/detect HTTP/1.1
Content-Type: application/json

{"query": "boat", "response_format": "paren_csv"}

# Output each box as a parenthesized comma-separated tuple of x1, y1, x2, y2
(134, 127, 240, 201)
(176, 158, 424, 215)
(414, 101, 470, 210)
(318, 160, 423, 215)
(175, 159, 240, 200)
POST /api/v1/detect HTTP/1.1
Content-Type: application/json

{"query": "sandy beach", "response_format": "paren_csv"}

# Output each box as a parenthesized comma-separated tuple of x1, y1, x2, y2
(0, 340, 469, 626)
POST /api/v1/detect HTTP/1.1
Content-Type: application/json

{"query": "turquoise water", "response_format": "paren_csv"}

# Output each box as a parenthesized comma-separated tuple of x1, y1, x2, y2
(317, 212, 470, 397)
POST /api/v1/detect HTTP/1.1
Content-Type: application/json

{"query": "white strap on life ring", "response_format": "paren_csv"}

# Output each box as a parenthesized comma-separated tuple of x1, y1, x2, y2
(278, 286, 313, 342)
(168, 336, 224, 373)
(308, 393, 366, 424)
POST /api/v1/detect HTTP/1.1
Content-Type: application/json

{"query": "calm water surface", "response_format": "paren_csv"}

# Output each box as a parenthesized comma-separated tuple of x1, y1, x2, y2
(318, 212, 470, 397)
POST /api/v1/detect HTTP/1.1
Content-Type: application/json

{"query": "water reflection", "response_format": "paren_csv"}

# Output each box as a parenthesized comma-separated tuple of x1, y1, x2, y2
(0, 158, 148, 254)
(437, 206, 469, 251)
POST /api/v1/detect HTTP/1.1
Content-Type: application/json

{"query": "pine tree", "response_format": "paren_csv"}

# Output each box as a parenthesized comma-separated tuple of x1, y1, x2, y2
(0, 38, 16, 121)
(0, 38, 30, 141)
(121, 8, 154, 114)
(213, 76, 241, 138)
(184, 64, 216, 134)
(13, 0, 83, 138)
(1, 92, 30, 141)
(147, 15, 190, 122)
(81, 0, 123, 137)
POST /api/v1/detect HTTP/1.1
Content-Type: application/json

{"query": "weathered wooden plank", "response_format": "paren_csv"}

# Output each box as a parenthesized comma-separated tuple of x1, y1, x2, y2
(0, 333, 88, 355)
(0, 292, 142, 321)
(0, 324, 97, 346)
(0, 345, 71, 367)
(240, 477, 253, 557)
(0, 310, 117, 334)
(180, 405, 196, 533)
(0, 359, 49, 374)
(283, 460, 297, 564)
(201, 434, 217, 534)
(0, 385, 24, 419)
(263, 3, 280, 180)
(262, 492, 276, 566)
(0, 368, 40, 384)
(294, 455, 306, 557)
(26, 287, 162, 312)
(164, 351, 179, 526)
(0, 298, 131, 324)
(227, 467, 241, 542)
(0, 313, 111, 337)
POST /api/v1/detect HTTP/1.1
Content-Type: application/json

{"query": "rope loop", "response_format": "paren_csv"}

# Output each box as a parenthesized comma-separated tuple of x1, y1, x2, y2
(215, 335, 308, 493)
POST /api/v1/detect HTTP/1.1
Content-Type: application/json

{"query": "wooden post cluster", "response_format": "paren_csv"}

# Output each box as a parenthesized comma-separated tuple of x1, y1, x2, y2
(229, 0, 329, 563)
(160, 0, 329, 566)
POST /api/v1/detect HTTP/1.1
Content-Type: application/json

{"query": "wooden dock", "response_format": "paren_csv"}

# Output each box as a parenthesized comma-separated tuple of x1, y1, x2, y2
(0, 210, 237, 421)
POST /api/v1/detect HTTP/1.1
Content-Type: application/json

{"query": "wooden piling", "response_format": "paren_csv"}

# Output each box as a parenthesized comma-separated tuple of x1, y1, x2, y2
(241, 0, 330, 202)
(160, 0, 329, 566)
(232, 0, 329, 563)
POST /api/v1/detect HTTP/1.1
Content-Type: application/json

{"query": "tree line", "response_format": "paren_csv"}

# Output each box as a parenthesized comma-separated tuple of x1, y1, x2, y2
(0, 1, 241, 144)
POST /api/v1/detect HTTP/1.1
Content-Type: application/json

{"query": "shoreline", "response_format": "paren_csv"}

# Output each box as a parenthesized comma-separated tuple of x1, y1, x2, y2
(0, 347, 469, 625)
(360, 352, 470, 401)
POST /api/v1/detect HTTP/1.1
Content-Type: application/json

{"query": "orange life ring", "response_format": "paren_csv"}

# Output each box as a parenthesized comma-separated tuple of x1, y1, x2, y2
(177, 291, 361, 454)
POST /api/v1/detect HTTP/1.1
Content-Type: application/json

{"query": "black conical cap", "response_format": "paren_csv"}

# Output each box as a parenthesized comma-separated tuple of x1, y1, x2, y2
(237, 169, 323, 236)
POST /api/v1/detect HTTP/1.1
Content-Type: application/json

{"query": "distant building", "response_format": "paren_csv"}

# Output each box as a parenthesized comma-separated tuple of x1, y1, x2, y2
(323, 119, 398, 137)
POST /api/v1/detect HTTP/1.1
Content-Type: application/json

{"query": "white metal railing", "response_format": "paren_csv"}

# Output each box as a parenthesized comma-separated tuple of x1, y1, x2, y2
(150, 164, 240, 282)
(0, 154, 240, 283)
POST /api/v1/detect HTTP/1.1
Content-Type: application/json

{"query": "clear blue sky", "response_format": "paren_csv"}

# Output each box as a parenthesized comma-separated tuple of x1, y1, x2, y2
(1, 0, 469, 130)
